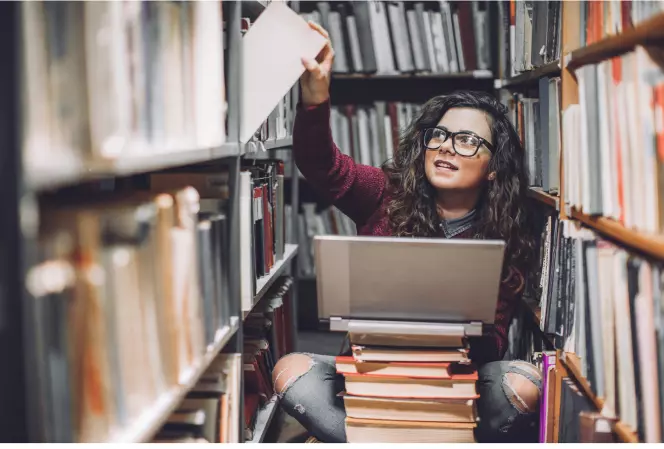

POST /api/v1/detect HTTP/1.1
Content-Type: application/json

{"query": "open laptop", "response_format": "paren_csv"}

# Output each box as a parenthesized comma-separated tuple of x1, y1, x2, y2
(313, 235, 506, 338)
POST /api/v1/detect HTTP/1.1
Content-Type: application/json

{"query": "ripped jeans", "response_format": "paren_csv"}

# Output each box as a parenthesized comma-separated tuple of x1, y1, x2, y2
(275, 354, 542, 443)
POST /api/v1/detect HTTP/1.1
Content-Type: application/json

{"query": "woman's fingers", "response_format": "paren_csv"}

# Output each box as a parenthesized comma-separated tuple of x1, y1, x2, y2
(301, 56, 324, 78)
(308, 20, 330, 40)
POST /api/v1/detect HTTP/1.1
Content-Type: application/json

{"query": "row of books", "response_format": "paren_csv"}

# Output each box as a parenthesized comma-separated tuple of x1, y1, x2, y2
(336, 329, 477, 442)
(243, 276, 295, 441)
(330, 102, 422, 168)
(22, 1, 227, 177)
(152, 160, 289, 315)
(301, 1, 491, 76)
(501, 76, 562, 194)
(289, 204, 356, 278)
(499, 1, 562, 78)
(527, 213, 664, 443)
(579, 0, 664, 47)
(29, 185, 237, 443)
(154, 353, 242, 443)
(563, 46, 664, 234)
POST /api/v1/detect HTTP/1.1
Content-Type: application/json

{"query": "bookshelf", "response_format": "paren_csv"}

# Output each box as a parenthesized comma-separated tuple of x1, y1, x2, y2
(566, 12, 664, 71)
(27, 143, 242, 193)
(527, 187, 560, 210)
(332, 71, 494, 81)
(570, 208, 664, 260)
(1, 0, 303, 444)
(263, 137, 294, 151)
(245, 243, 299, 319)
(111, 318, 239, 443)
(248, 397, 280, 443)
(495, 60, 561, 89)
(560, 353, 639, 444)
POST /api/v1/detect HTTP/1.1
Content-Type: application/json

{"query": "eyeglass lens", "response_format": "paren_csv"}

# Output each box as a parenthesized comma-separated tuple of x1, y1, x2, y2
(424, 128, 481, 156)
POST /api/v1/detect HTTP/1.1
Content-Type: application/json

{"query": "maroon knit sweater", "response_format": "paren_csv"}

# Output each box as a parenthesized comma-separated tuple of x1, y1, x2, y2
(293, 100, 524, 364)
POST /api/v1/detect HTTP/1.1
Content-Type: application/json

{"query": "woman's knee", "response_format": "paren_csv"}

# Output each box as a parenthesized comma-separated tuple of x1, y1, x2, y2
(272, 353, 317, 396)
(502, 361, 542, 413)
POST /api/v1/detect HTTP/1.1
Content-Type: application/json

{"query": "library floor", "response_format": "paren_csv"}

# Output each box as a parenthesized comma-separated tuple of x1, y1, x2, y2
(265, 330, 345, 443)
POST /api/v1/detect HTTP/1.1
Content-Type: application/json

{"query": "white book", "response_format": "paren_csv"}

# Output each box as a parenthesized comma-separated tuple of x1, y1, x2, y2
(386, 2, 414, 72)
(577, 66, 592, 213)
(384, 114, 394, 159)
(439, 1, 458, 73)
(452, 12, 465, 72)
(422, 11, 438, 73)
(369, 107, 383, 167)
(597, 63, 614, 219)
(407, 10, 426, 71)
(430, 12, 449, 73)
(357, 108, 373, 166)
(637, 47, 659, 234)
(369, 1, 396, 74)
(339, 111, 352, 158)
(328, 11, 349, 73)
(239, 172, 255, 312)
(346, 16, 364, 73)
(192, 0, 225, 148)
(85, 2, 131, 159)
(240, 2, 326, 142)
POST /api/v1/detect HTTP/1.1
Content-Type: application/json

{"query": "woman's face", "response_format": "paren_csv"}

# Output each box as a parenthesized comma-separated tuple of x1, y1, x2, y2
(423, 107, 494, 192)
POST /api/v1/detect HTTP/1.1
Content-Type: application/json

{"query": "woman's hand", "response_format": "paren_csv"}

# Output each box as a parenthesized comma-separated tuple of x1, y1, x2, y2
(300, 21, 334, 107)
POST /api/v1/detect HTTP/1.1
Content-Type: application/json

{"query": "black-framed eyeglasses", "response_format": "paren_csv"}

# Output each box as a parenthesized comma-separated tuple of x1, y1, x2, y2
(423, 127, 494, 157)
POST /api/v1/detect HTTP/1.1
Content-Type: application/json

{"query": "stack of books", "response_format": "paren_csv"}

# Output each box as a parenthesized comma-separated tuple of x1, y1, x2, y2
(335, 331, 479, 443)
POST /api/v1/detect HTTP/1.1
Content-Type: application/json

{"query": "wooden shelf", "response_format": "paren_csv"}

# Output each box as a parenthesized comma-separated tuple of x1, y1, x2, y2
(560, 352, 639, 443)
(244, 244, 298, 319)
(247, 397, 279, 443)
(561, 352, 604, 410)
(27, 142, 241, 192)
(614, 421, 639, 444)
(496, 60, 561, 89)
(567, 12, 664, 71)
(109, 317, 240, 443)
(527, 187, 560, 210)
(570, 208, 664, 260)
(332, 70, 493, 81)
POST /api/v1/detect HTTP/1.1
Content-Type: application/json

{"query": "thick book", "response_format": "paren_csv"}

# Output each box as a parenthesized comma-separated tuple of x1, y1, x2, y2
(342, 394, 476, 423)
(345, 417, 476, 443)
(336, 356, 469, 379)
(351, 345, 469, 364)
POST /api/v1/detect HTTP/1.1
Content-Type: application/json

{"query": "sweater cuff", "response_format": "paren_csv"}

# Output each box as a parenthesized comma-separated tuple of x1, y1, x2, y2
(296, 99, 331, 121)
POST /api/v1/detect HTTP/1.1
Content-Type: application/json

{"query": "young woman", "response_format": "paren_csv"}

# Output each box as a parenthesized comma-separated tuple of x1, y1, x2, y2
(273, 23, 542, 443)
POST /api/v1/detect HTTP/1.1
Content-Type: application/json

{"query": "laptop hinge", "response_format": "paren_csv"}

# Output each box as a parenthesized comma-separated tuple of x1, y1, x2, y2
(330, 317, 483, 337)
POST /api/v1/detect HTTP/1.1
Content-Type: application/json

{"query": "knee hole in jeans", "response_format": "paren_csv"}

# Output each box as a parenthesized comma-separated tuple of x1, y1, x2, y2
(272, 353, 317, 397)
(502, 372, 540, 414)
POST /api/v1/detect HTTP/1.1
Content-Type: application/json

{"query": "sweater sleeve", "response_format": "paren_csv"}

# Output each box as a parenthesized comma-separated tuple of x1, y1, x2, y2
(468, 267, 525, 365)
(293, 100, 386, 226)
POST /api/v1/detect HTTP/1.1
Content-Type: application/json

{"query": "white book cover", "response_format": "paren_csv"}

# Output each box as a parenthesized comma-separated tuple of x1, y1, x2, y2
(346, 15, 364, 73)
(240, 2, 326, 142)
(240, 172, 255, 312)
(422, 11, 438, 73)
(85, 2, 131, 159)
(328, 11, 349, 73)
(597, 63, 614, 218)
(430, 12, 449, 73)
(407, 10, 426, 71)
(193, 0, 225, 148)
(357, 108, 373, 166)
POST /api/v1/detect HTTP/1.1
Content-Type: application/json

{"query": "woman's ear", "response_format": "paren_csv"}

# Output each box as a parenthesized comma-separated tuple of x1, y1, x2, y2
(487, 171, 496, 181)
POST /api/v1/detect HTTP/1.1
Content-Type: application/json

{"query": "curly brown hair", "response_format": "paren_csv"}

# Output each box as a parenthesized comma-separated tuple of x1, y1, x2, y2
(383, 91, 535, 278)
